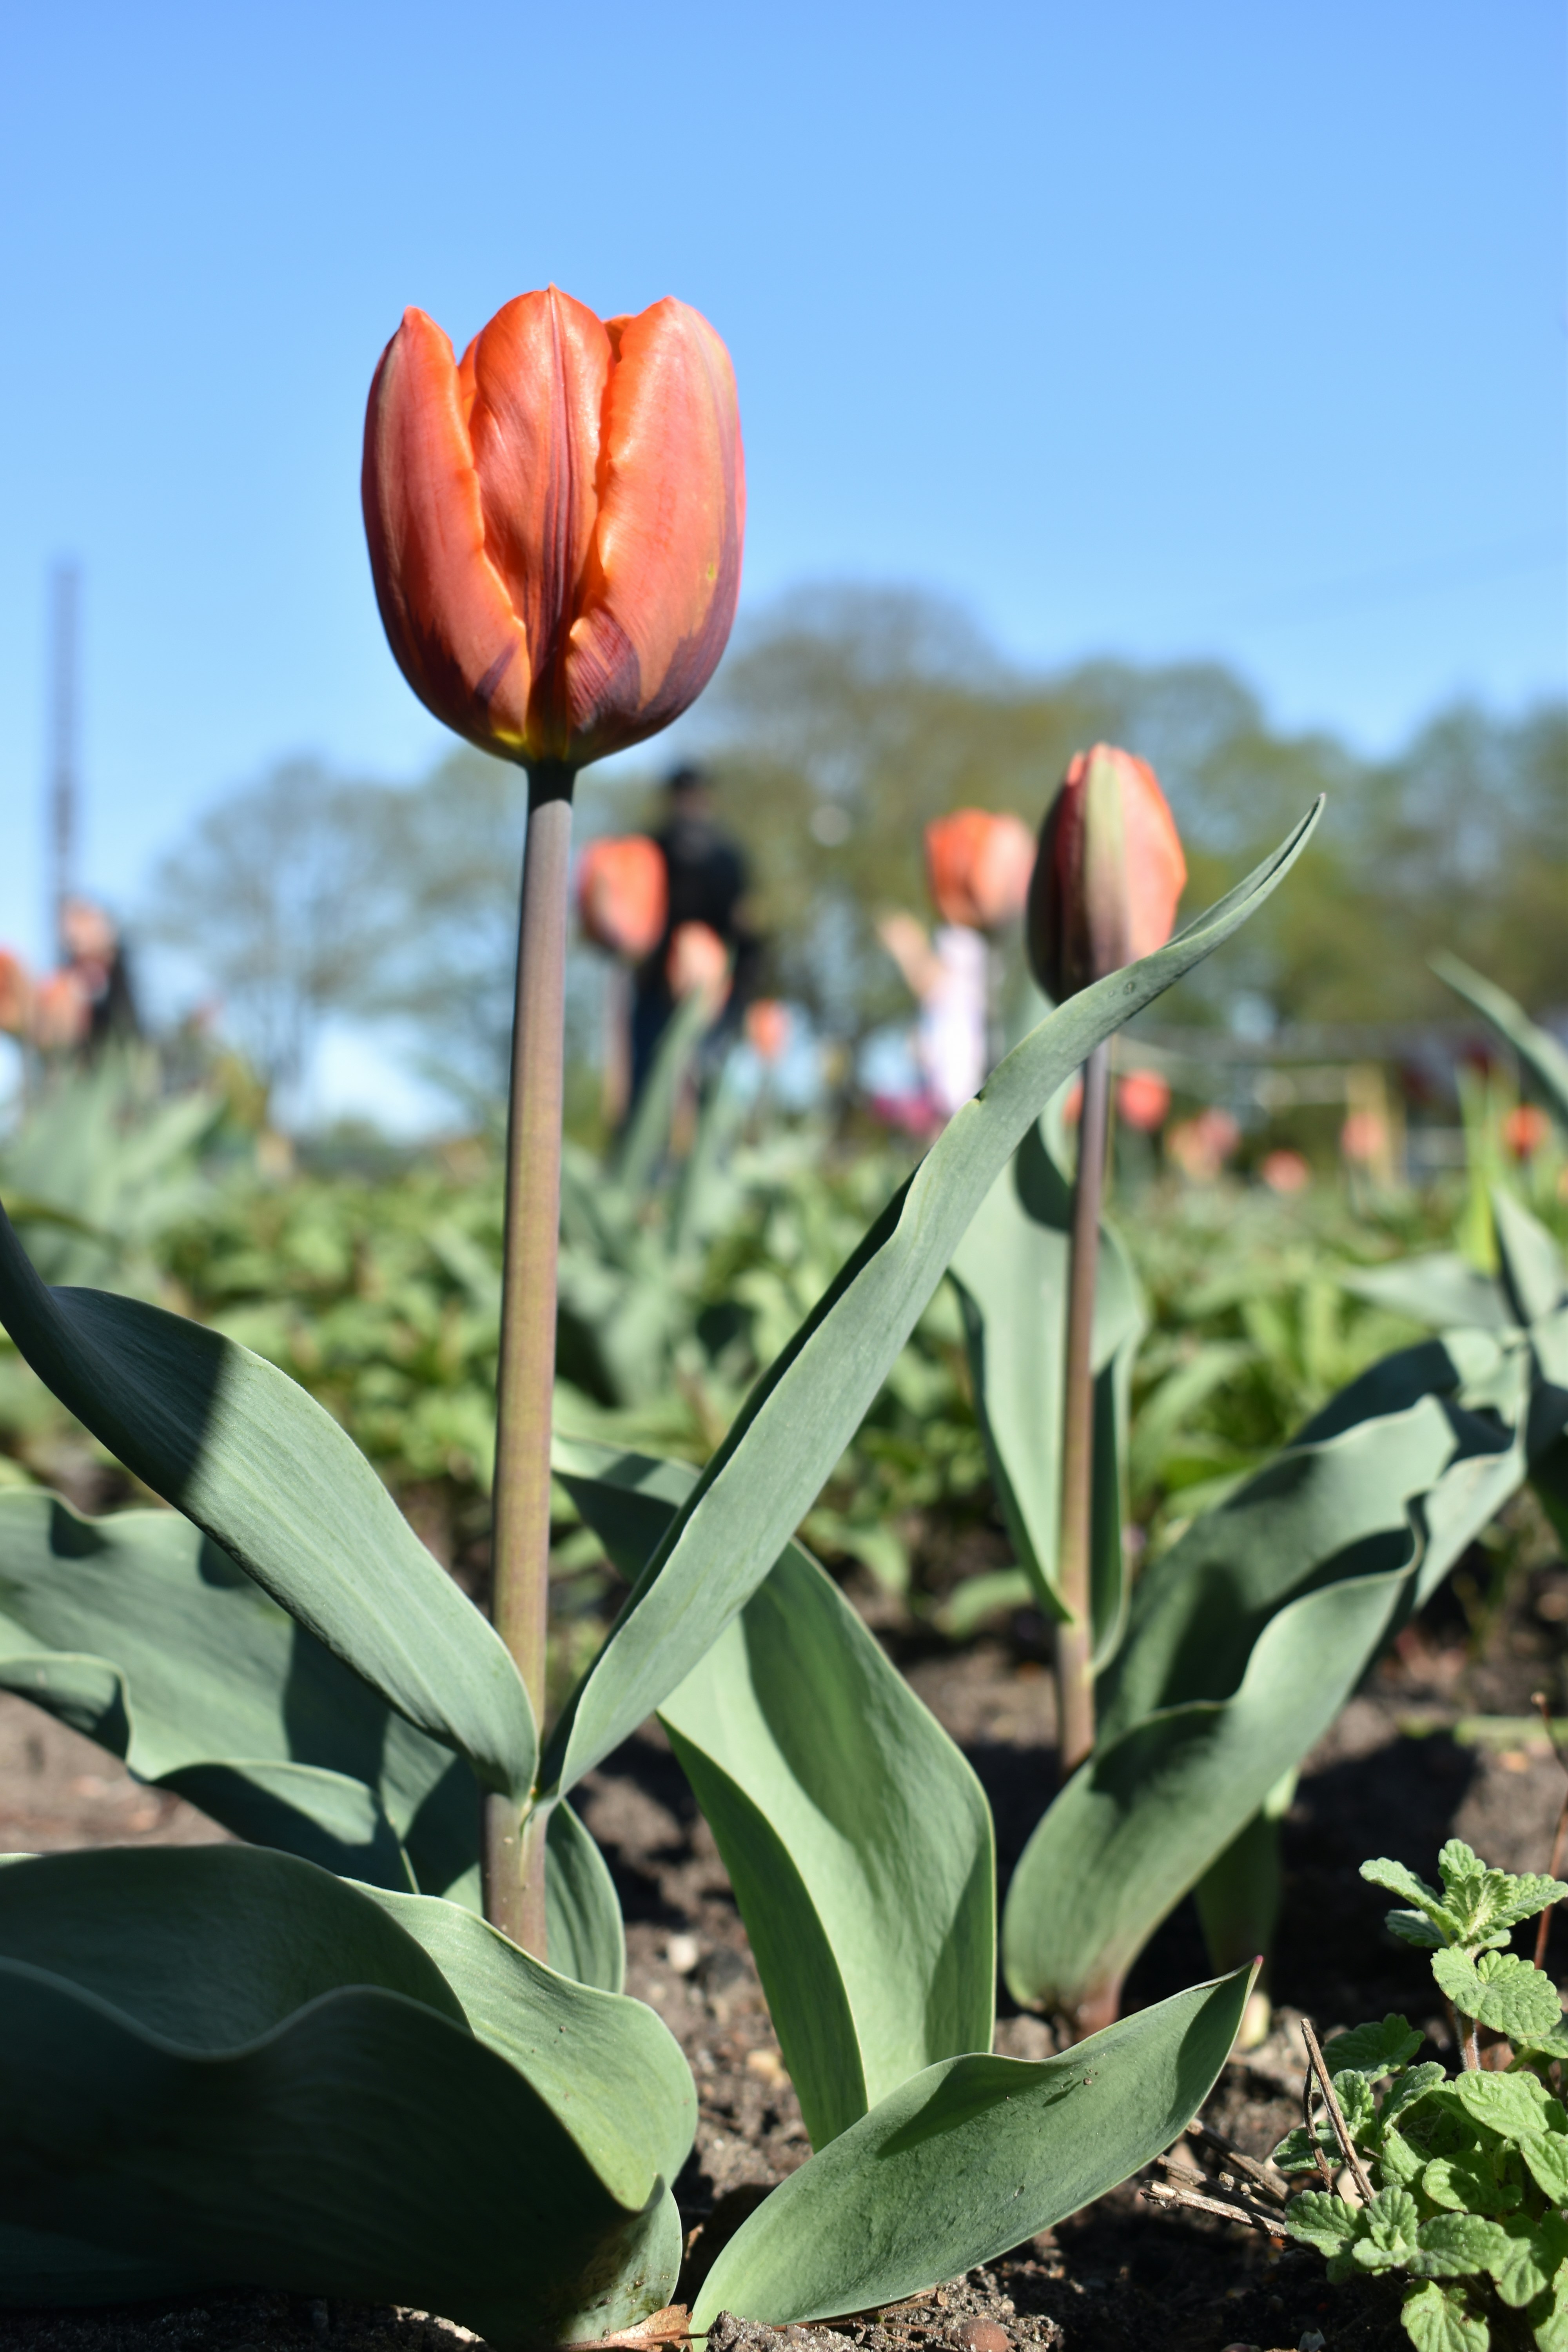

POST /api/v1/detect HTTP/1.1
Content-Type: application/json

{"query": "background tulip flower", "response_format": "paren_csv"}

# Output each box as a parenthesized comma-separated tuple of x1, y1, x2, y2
(0, 949, 33, 1039)
(1027, 746, 1186, 1779)
(577, 835, 668, 963)
(666, 920, 731, 1013)
(744, 998, 791, 1063)
(1116, 1068, 1171, 1132)
(924, 809, 1036, 934)
(1027, 745, 1187, 1004)
(363, 288, 744, 771)
(361, 284, 744, 1959)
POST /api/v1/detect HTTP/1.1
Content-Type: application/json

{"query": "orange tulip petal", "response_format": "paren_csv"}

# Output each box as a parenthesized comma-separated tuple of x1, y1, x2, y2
(565, 298, 745, 764)
(362, 309, 533, 754)
(461, 289, 612, 761)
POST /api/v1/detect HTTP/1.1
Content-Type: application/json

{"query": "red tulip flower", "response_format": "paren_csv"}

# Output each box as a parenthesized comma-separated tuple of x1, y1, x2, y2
(667, 921, 731, 1013)
(0, 950, 32, 1039)
(577, 836, 668, 963)
(1116, 1069, 1171, 1132)
(363, 287, 745, 772)
(1027, 746, 1187, 1002)
(924, 809, 1036, 933)
(744, 999, 792, 1063)
(1504, 1103, 1552, 1160)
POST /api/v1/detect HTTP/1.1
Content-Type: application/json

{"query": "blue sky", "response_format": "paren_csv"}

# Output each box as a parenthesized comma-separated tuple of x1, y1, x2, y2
(0, 0, 1562, 1045)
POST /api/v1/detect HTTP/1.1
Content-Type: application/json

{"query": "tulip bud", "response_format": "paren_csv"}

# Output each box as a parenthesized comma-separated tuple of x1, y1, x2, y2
(1116, 1069, 1171, 1132)
(363, 287, 744, 771)
(1027, 746, 1186, 1002)
(576, 835, 668, 963)
(0, 949, 33, 1038)
(667, 921, 731, 1012)
(1504, 1104, 1552, 1160)
(924, 809, 1036, 933)
(744, 999, 791, 1063)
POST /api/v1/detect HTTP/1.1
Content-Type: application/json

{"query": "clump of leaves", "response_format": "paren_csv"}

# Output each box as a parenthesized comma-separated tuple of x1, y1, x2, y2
(1275, 1842, 1568, 2351)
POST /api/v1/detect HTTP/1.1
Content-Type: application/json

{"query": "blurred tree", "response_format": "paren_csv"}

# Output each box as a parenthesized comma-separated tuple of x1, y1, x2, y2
(147, 592, 1567, 1105)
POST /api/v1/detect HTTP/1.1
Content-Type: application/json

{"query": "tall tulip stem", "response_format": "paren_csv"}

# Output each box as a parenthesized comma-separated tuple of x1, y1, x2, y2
(1055, 1039, 1110, 1781)
(485, 759, 575, 1955)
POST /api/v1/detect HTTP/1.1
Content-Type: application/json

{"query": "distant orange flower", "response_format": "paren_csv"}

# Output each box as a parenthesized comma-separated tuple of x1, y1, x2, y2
(577, 835, 667, 962)
(744, 999, 791, 1062)
(1340, 1110, 1387, 1166)
(1116, 1069, 1171, 1132)
(924, 809, 1036, 932)
(0, 950, 33, 1038)
(31, 968, 90, 1053)
(1027, 745, 1186, 1002)
(1504, 1103, 1552, 1160)
(1167, 1107, 1241, 1182)
(667, 921, 731, 1011)
(363, 288, 744, 769)
(1260, 1148, 1312, 1195)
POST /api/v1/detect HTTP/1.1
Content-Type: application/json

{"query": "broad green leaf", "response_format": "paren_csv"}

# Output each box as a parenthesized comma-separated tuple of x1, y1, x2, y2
(558, 1441, 995, 2148)
(0, 1487, 622, 1985)
(1434, 1951, 1563, 2041)
(1400, 2281, 1488, 2352)
(1423, 2157, 1522, 2218)
(1323, 2014, 1423, 2078)
(1352, 2185, 1421, 2270)
(1433, 955, 1568, 1129)
(1345, 1255, 1513, 1335)
(1491, 1193, 1568, 1340)
(1490, 2213, 1568, 2306)
(1521, 2135, 1568, 2205)
(1284, 2190, 1361, 2256)
(0, 1230, 536, 1802)
(1386, 2063, 1450, 2123)
(691, 1964, 1255, 2327)
(542, 807, 1323, 1798)
(0, 1846, 685, 2344)
(949, 1115, 1144, 1658)
(1004, 1337, 1529, 2017)
(1453, 2069, 1552, 2141)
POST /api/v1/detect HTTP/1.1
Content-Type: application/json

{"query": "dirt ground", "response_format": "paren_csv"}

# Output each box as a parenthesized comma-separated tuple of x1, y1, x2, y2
(4, 1537, 1568, 2352)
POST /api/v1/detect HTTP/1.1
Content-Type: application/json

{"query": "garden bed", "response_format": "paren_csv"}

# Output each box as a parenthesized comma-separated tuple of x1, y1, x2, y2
(2, 1541, 1566, 2352)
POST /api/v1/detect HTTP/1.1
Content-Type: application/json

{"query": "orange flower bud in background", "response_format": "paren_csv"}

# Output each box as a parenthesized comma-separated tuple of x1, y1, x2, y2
(1504, 1103, 1552, 1160)
(1027, 746, 1187, 1002)
(1166, 1106, 1241, 1183)
(667, 921, 731, 1012)
(576, 835, 668, 962)
(1116, 1069, 1170, 1132)
(744, 999, 791, 1063)
(363, 288, 744, 770)
(924, 809, 1036, 932)
(31, 969, 90, 1054)
(1260, 1148, 1312, 1194)
(0, 950, 33, 1038)
(1340, 1109, 1387, 1166)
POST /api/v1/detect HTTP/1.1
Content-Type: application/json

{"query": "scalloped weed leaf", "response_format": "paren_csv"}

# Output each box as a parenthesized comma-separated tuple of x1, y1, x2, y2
(947, 1114, 1143, 1657)
(0, 1847, 684, 2344)
(1322, 2014, 1425, 2077)
(0, 1225, 535, 1802)
(542, 806, 1323, 1799)
(1003, 1333, 1531, 2017)
(1432, 1951, 1564, 2043)
(556, 1439, 994, 2149)
(1363, 1842, 1568, 1954)
(692, 1964, 1254, 2328)
(1401, 2281, 1489, 2352)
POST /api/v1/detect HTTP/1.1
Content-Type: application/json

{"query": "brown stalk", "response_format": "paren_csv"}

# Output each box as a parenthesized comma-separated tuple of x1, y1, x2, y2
(483, 761, 575, 1956)
(1142, 2176, 1281, 2234)
(1300, 2016, 1374, 2203)
(1054, 1039, 1111, 1780)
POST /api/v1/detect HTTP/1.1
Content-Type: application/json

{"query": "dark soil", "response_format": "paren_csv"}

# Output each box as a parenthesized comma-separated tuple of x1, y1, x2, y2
(4, 1529, 1568, 2352)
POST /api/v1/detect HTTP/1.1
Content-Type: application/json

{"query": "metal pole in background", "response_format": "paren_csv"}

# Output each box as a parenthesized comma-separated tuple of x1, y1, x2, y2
(49, 563, 80, 958)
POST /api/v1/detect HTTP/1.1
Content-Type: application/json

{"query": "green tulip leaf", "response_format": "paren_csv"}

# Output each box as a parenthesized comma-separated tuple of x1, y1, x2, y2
(0, 1487, 623, 1986)
(1432, 955, 1568, 1129)
(543, 806, 1323, 1797)
(0, 1225, 535, 1804)
(949, 1114, 1143, 1660)
(0, 1846, 684, 2344)
(691, 1963, 1255, 2327)
(1004, 1334, 1530, 2018)
(557, 1439, 995, 2148)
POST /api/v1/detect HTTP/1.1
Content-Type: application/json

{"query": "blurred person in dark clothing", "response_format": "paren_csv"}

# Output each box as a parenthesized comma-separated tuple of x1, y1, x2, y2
(60, 897, 140, 1053)
(630, 765, 760, 1103)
